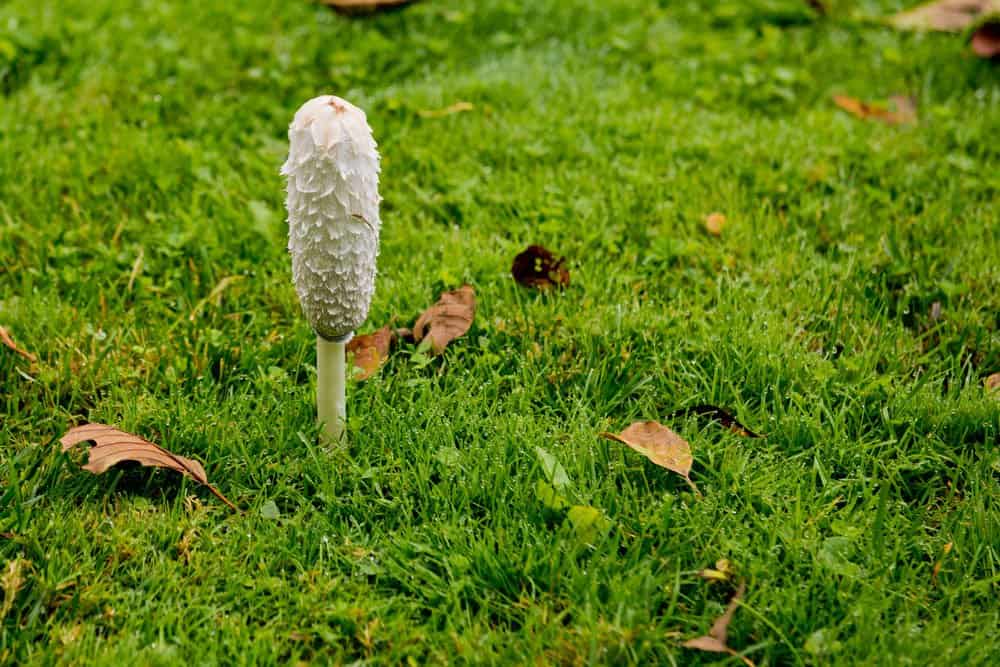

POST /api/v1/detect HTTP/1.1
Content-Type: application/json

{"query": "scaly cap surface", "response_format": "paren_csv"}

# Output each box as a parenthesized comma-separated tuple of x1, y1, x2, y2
(282, 95, 381, 340)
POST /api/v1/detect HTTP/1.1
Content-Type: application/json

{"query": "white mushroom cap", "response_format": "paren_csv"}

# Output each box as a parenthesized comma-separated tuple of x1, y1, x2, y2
(282, 96, 381, 341)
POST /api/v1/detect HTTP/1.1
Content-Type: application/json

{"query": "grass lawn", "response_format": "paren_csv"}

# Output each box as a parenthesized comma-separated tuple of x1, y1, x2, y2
(2, 0, 999, 663)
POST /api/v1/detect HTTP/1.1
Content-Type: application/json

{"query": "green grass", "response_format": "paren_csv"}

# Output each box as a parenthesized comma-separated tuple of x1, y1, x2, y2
(2, 0, 999, 663)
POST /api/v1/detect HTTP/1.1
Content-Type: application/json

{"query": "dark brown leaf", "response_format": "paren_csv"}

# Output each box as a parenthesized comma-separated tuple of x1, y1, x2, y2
(889, 0, 1000, 32)
(0, 326, 36, 363)
(971, 20, 1000, 58)
(412, 285, 475, 355)
(60, 424, 238, 512)
(833, 94, 917, 125)
(321, 0, 416, 16)
(683, 582, 754, 667)
(511, 245, 570, 290)
(346, 326, 394, 380)
(600, 421, 699, 494)
(666, 404, 763, 438)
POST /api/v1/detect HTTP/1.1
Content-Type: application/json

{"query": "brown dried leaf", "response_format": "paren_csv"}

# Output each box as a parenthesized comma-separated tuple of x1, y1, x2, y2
(321, 0, 416, 16)
(833, 94, 917, 125)
(600, 421, 699, 494)
(59, 424, 238, 512)
(417, 102, 474, 119)
(985, 372, 1000, 395)
(412, 285, 475, 355)
(0, 326, 36, 363)
(889, 0, 1000, 32)
(971, 20, 1000, 58)
(683, 582, 754, 667)
(346, 325, 394, 380)
(704, 212, 726, 237)
(511, 245, 570, 290)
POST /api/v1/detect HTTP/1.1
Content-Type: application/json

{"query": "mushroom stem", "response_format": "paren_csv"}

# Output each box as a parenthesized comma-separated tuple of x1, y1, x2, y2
(316, 335, 347, 444)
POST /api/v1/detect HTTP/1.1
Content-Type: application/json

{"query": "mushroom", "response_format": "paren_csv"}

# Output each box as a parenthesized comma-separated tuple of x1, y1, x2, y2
(282, 95, 381, 443)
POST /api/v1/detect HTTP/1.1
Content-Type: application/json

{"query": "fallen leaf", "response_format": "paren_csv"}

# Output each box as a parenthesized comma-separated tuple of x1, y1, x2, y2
(346, 326, 394, 380)
(665, 404, 763, 438)
(600, 421, 700, 494)
(971, 19, 1000, 58)
(698, 558, 736, 583)
(59, 424, 238, 512)
(986, 372, 1000, 394)
(0, 326, 36, 363)
(833, 94, 917, 125)
(511, 245, 570, 290)
(889, 0, 1000, 32)
(683, 582, 754, 667)
(417, 102, 474, 119)
(321, 0, 417, 16)
(704, 212, 726, 237)
(412, 285, 475, 355)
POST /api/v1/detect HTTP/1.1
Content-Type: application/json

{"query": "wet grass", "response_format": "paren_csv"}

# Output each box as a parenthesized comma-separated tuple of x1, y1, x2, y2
(1, 0, 999, 664)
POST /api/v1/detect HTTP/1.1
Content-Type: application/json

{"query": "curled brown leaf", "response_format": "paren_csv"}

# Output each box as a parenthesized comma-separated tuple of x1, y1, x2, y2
(511, 245, 570, 290)
(346, 325, 394, 380)
(413, 285, 475, 355)
(683, 582, 754, 667)
(600, 421, 699, 494)
(60, 424, 238, 512)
